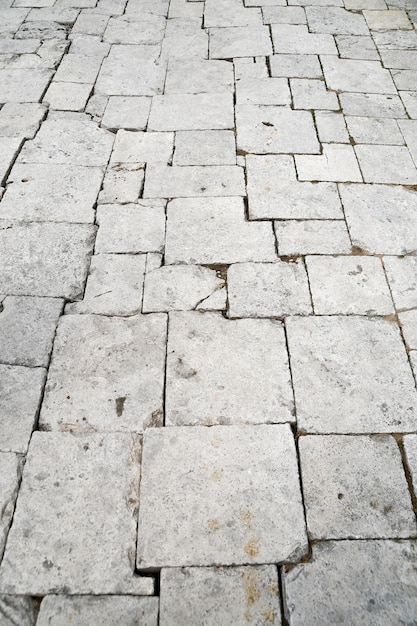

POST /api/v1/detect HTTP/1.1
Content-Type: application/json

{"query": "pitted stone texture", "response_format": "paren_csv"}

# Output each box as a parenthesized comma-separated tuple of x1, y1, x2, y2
(209, 26, 273, 58)
(165, 59, 234, 94)
(37, 596, 158, 626)
(42, 82, 92, 112)
(282, 540, 417, 625)
(339, 92, 407, 118)
(67, 254, 146, 316)
(275, 220, 351, 255)
(384, 256, 417, 310)
(110, 130, 174, 164)
(96, 45, 166, 96)
(205, 0, 262, 27)
(143, 266, 223, 312)
(0, 296, 62, 367)
(0, 596, 38, 626)
(0, 453, 21, 560)
(160, 566, 282, 626)
(363, 9, 412, 29)
(95, 202, 165, 254)
(236, 78, 291, 106)
(346, 116, 404, 145)
(404, 435, 417, 496)
(287, 316, 417, 433)
(101, 97, 151, 131)
(53, 54, 102, 84)
(295, 145, 362, 182)
(143, 164, 245, 198)
(0, 433, 153, 596)
(340, 183, 417, 255)
(166, 312, 294, 426)
(40, 314, 166, 433)
(1, 164, 103, 223)
(174, 131, 236, 165)
(98, 164, 144, 205)
(227, 261, 312, 318)
(165, 198, 276, 264)
(336, 34, 379, 61)
(315, 111, 349, 143)
(399, 310, 417, 349)
(0, 103, 46, 139)
(262, 6, 306, 24)
(236, 105, 320, 154)
(0, 222, 96, 299)
(306, 256, 393, 315)
(247, 155, 342, 219)
(271, 25, 337, 55)
(290, 78, 339, 110)
(355, 144, 417, 184)
(148, 93, 234, 131)
(306, 7, 368, 34)
(0, 69, 52, 103)
(300, 435, 416, 540)
(269, 54, 322, 78)
(137, 425, 307, 568)
(320, 56, 396, 93)
(104, 15, 165, 44)
(0, 138, 23, 186)
(72, 13, 110, 35)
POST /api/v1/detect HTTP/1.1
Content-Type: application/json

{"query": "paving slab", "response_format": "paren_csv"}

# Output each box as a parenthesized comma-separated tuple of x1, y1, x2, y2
(346, 116, 404, 145)
(295, 144, 362, 182)
(0, 103, 46, 139)
(262, 6, 306, 24)
(160, 566, 281, 625)
(164, 58, 234, 94)
(398, 120, 417, 165)
(236, 77, 291, 105)
(205, 0, 263, 27)
(137, 424, 307, 568)
(315, 111, 349, 142)
(290, 78, 339, 110)
(39, 313, 166, 433)
(321, 55, 397, 93)
(275, 220, 352, 255)
(306, 7, 368, 34)
(101, 96, 151, 130)
(42, 82, 92, 112)
(104, 15, 165, 44)
(148, 93, 234, 131)
(403, 434, 417, 496)
(339, 92, 407, 117)
(0, 452, 22, 560)
(355, 144, 417, 184)
(174, 130, 236, 165)
(0, 433, 153, 595)
(384, 256, 417, 310)
(335, 34, 379, 60)
(0, 68, 52, 103)
(286, 316, 417, 433)
(209, 26, 273, 58)
(363, 8, 412, 29)
(110, 130, 174, 164)
(143, 164, 245, 198)
(166, 312, 294, 425)
(269, 53, 322, 78)
(271, 24, 337, 54)
(98, 164, 144, 204)
(0, 596, 38, 626)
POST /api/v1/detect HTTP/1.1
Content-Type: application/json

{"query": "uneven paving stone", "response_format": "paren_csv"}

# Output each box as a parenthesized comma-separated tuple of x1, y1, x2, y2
(165, 58, 234, 93)
(42, 82, 92, 112)
(235, 77, 291, 105)
(95, 202, 166, 254)
(174, 130, 236, 165)
(160, 566, 282, 625)
(363, 8, 411, 29)
(143, 266, 223, 312)
(0, 365, 45, 454)
(40, 313, 166, 433)
(137, 424, 307, 567)
(306, 255, 394, 315)
(295, 144, 362, 182)
(66, 254, 146, 316)
(165, 197, 277, 264)
(391, 69, 417, 90)
(143, 164, 245, 198)
(205, 0, 263, 27)
(104, 15, 165, 44)
(0, 138, 23, 186)
(0, 69, 52, 103)
(315, 111, 349, 142)
(340, 183, 417, 255)
(110, 130, 174, 164)
(355, 144, 417, 184)
(399, 310, 417, 349)
(400, 91, 417, 118)
(0, 222, 96, 299)
(236, 105, 320, 154)
(0, 163, 103, 223)
(0, 596, 38, 626)
(346, 116, 404, 145)
(209, 26, 273, 58)
(286, 316, 417, 433)
(335, 34, 379, 60)
(384, 256, 417, 310)
(339, 91, 407, 117)
(0, 452, 21, 559)
(282, 540, 417, 625)
(300, 435, 416, 540)
(0, 103, 46, 139)
(306, 6, 368, 35)
(290, 78, 339, 110)
(166, 312, 294, 425)
(54, 53, 102, 84)
(37, 596, 158, 626)
(0, 296, 62, 367)
(275, 220, 351, 255)
(321, 55, 397, 93)
(97, 164, 144, 204)
(233, 57, 269, 79)
(262, 6, 306, 24)
(101, 96, 151, 130)
(148, 93, 234, 131)
(271, 24, 338, 55)
(269, 53, 323, 78)
(196, 286, 227, 311)
(72, 12, 110, 35)
(0, 433, 153, 595)
(227, 261, 312, 318)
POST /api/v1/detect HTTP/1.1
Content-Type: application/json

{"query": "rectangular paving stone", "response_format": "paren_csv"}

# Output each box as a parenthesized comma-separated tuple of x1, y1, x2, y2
(300, 435, 416, 540)
(110, 130, 174, 164)
(164, 58, 234, 94)
(37, 596, 158, 626)
(346, 116, 404, 145)
(391, 69, 417, 90)
(398, 120, 417, 165)
(42, 82, 92, 112)
(320, 55, 397, 93)
(234, 57, 269, 79)
(282, 541, 417, 625)
(0, 69, 52, 103)
(209, 26, 273, 58)
(104, 15, 165, 44)
(0, 452, 21, 560)
(315, 111, 349, 143)
(295, 145, 362, 182)
(165, 197, 277, 264)
(166, 312, 294, 425)
(269, 54, 323, 78)
(160, 566, 281, 625)
(236, 105, 320, 154)
(174, 130, 236, 165)
(286, 316, 417, 433)
(355, 144, 417, 184)
(306, 256, 394, 315)
(161, 31, 208, 60)
(306, 6, 368, 34)
(0, 596, 38, 626)
(97, 164, 144, 205)
(236, 78, 291, 105)
(399, 310, 417, 349)
(0, 222, 96, 299)
(275, 220, 351, 255)
(39, 314, 166, 433)
(0, 103, 46, 139)
(148, 93, 234, 131)
(101, 96, 151, 131)
(143, 164, 245, 198)
(137, 424, 308, 568)
(335, 34, 379, 60)
(339, 92, 407, 117)
(227, 261, 312, 318)
(262, 6, 306, 23)
(205, 0, 263, 27)
(271, 24, 337, 55)
(0, 433, 153, 595)
(340, 183, 417, 254)
(54, 53, 102, 83)
(384, 256, 417, 310)
(363, 8, 411, 29)
(290, 78, 339, 110)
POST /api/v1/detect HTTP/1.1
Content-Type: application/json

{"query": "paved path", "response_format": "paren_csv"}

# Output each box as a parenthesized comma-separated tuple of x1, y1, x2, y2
(1, 0, 417, 623)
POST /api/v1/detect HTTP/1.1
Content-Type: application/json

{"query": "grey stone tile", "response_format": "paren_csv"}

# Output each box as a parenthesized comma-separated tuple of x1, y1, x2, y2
(282, 541, 417, 625)
(271, 24, 337, 55)
(54, 53, 102, 83)
(0, 296, 62, 367)
(339, 92, 407, 117)
(137, 424, 307, 567)
(236, 105, 320, 154)
(372, 30, 417, 50)
(300, 435, 415, 540)
(209, 25, 273, 58)
(0, 103, 46, 139)
(321, 55, 396, 93)
(42, 82, 92, 112)
(380, 50, 417, 70)
(166, 312, 294, 425)
(0, 433, 153, 595)
(69, 35, 110, 58)
(269, 54, 322, 78)
(234, 56, 269, 79)
(236, 78, 291, 105)
(400, 91, 417, 118)
(1, 163, 103, 223)
(290, 78, 339, 110)
(364, 8, 412, 29)
(95, 202, 166, 254)
(247, 155, 343, 219)
(71, 12, 110, 35)
(384, 256, 417, 310)
(275, 220, 351, 255)
(196, 286, 227, 311)
(0, 364, 45, 454)
(295, 145, 362, 182)
(165, 197, 277, 264)
(104, 15, 165, 44)
(110, 130, 174, 164)
(143, 164, 245, 198)
(205, 0, 263, 27)
(97, 164, 144, 205)
(398, 120, 417, 165)
(0, 452, 21, 560)
(287, 316, 417, 433)
(355, 144, 417, 184)
(228, 261, 312, 318)
(306, 255, 393, 315)
(160, 566, 281, 626)
(161, 31, 208, 60)
(37, 596, 158, 626)
(346, 116, 404, 145)
(148, 93, 234, 131)
(335, 34, 379, 60)
(165, 58, 234, 93)
(0, 137, 23, 186)
(0, 69, 52, 103)
(101, 96, 152, 131)
(315, 111, 349, 143)
(0, 222, 96, 299)
(174, 130, 236, 165)
(391, 69, 417, 90)
(262, 6, 306, 24)
(340, 183, 417, 254)
(399, 310, 417, 349)
(0, 596, 38, 626)
(306, 7, 368, 34)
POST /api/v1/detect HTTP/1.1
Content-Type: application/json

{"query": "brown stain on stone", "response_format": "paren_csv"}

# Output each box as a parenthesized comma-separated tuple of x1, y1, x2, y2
(244, 537, 260, 559)
(211, 469, 224, 482)
(242, 569, 261, 610)
(262, 608, 277, 622)
(240, 509, 253, 528)
(115, 396, 126, 417)
(208, 519, 220, 530)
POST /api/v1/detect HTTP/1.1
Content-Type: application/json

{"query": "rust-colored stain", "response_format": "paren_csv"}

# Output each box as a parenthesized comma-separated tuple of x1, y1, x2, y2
(242, 569, 261, 608)
(208, 519, 220, 530)
(244, 537, 260, 559)
(240, 509, 253, 528)
(262, 608, 277, 622)
(211, 469, 224, 482)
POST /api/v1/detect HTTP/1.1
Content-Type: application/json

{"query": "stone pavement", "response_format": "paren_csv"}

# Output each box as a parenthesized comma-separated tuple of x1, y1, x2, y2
(1, 0, 417, 624)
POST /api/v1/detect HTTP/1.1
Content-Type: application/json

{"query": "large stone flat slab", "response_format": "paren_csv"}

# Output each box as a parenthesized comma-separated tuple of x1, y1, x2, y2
(0, 221, 96, 299)
(355, 144, 417, 184)
(384, 256, 417, 310)
(306, 6, 368, 34)
(209, 25, 273, 58)
(39, 314, 167, 433)
(166, 312, 294, 425)
(104, 15, 165, 44)
(321, 55, 397, 93)
(0, 433, 153, 595)
(287, 316, 417, 433)
(160, 566, 281, 625)
(283, 541, 417, 625)
(0, 452, 21, 559)
(164, 59, 234, 94)
(275, 220, 351, 255)
(109, 130, 174, 164)
(137, 424, 308, 568)
(0, 69, 52, 103)
(143, 164, 245, 198)
(148, 93, 234, 130)
(271, 24, 338, 54)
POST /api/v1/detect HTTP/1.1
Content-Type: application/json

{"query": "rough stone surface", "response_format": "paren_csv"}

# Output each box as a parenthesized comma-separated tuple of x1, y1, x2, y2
(137, 424, 308, 568)
(101, 96, 151, 131)
(295, 145, 362, 182)
(0, 453, 21, 559)
(404, 435, 417, 497)
(275, 220, 352, 255)
(355, 144, 417, 184)
(209, 26, 273, 58)
(174, 130, 236, 165)
(384, 256, 417, 310)
(165, 59, 234, 94)
(143, 164, 245, 198)
(399, 310, 417, 349)
(0, 596, 38, 626)
(0, 103, 46, 139)
(109, 130, 174, 164)
(148, 93, 234, 131)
